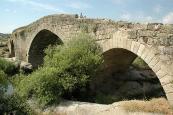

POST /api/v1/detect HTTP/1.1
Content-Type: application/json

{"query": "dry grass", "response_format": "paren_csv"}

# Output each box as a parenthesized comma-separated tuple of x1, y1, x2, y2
(120, 98, 173, 115)
(37, 111, 67, 115)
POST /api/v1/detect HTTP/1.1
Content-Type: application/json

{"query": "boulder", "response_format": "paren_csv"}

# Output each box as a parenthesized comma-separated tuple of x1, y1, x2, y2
(20, 61, 33, 73)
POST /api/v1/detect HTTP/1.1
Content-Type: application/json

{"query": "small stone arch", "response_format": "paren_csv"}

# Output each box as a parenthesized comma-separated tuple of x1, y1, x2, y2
(102, 30, 173, 105)
(28, 29, 63, 68)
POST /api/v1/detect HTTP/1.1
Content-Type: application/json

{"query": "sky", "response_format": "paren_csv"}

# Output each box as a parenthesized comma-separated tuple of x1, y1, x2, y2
(0, 0, 173, 33)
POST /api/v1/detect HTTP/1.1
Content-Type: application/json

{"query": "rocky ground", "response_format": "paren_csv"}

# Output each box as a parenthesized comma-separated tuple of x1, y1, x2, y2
(90, 66, 166, 103)
(36, 98, 172, 115)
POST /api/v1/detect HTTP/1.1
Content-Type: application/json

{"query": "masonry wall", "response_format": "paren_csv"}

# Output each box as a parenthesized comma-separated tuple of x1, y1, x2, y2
(10, 14, 173, 62)
(9, 14, 173, 105)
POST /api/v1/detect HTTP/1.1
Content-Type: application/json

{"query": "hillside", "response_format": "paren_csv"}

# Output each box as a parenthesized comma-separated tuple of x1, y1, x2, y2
(0, 33, 10, 57)
(0, 33, 11, 39)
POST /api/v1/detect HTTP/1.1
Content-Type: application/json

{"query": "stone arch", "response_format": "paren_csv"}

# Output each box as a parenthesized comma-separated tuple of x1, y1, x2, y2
(28, 29, 63, 68)
(102, 30, 173, 105)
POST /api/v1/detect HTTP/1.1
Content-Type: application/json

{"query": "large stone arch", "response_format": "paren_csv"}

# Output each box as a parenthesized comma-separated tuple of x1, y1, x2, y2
(27, 29, 63, 68)
(102, 30, 173, 105)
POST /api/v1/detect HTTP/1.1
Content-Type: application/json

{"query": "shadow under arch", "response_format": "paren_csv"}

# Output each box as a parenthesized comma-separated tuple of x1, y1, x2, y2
(90, 48, 167, 103)
(100, 29, 173, 104)
(28, 29, 63, 68)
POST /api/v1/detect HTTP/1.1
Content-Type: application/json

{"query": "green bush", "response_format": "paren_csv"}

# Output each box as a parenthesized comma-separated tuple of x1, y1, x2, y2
(0, 70, 34, 114)
(0, 58, 18, 75)
(0, 70, 8, 97)
(15, 67, 62, 107)
(44, 33, 103, 92)
(16, 33, 103, 106)
(0, 93, 35, 115)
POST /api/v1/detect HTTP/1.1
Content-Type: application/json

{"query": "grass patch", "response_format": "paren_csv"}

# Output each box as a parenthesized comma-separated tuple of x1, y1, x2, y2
(121, 98, 173, 114)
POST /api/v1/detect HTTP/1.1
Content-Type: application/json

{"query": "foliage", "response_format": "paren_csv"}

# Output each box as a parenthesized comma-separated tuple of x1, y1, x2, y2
(0, 70, 34, 114)
(132, 57, 149, 70)
(15, 33, 103, 106)
(0, 70, 8, 98)
(44, 33, 102, 92)
(16, 67, 63, 107)
(0, 58, 18, 75)
(0, 93, 35, 115)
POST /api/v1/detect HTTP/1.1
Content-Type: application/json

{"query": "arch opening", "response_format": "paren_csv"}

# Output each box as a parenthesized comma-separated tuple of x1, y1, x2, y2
(90, 48, 166, 104)
(9, 40, 15, 57)
(28, 29, 62, 68)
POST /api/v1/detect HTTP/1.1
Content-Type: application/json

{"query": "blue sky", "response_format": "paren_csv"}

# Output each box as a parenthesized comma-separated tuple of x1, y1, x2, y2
(0, 0, 173, 33)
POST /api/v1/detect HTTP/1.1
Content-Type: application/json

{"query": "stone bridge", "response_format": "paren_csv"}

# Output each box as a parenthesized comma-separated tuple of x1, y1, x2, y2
(9, 14, 173, 105)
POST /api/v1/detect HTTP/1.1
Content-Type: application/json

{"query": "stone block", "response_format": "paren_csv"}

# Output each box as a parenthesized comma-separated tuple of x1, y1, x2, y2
(137, 44, 145, 56)
(148, 56, 160, 68)
(126, 39, 132, 51)
(132, 42, 140, 54)
(138, 30, 153, 37)
(130, 41, 136, 52)
(127, 30, 137, 39)
(152, 61, 162, 73)
(156, 69, 167, 79)
(140, 47, 150, 60)
(166, 92, 173, 102)
(144, 51, 155, 64)
(160, 75, 173, 86)
(163, 83, 173, 94)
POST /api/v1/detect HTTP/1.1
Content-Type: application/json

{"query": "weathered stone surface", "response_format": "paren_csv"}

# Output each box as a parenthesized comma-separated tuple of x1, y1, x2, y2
(20, 61, 33, 73)
(8, 14, 173, 105)
(36, 100, 168, 115)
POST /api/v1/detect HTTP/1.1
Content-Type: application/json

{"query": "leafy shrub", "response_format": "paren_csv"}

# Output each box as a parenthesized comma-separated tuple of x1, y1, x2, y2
(0, 58, 18, 75)
(0, 70, 8, 97)
(0, 93, 35, 115)
(44, 33, 103, 92)
(16, 33, 103, 106)
(0, 70, 34, 114)
(15, 67, 62, 107)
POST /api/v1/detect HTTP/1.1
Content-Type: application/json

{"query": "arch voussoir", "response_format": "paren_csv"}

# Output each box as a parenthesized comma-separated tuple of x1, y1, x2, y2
(136, 44, 145, 56)
(140, 47, 150, 60)
(152, 61, 162, 73)
(132, 42, 141, 54)
(160, 75, 173, 86)
(130, 41, 136, 52)
(166, 92, 173, 102)
(156, 69, 167, 79)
